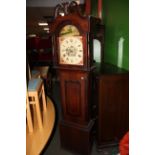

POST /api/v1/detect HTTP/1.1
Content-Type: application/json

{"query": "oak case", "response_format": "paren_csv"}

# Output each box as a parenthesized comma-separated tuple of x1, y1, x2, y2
(50, 2, 103, 154)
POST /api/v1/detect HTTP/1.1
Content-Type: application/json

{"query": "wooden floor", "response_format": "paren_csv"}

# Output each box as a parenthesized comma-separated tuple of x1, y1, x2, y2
(26, 97, 56, 155)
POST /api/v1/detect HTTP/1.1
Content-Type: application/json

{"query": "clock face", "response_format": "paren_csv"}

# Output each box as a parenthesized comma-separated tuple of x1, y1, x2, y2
(59, 36, 83, 65)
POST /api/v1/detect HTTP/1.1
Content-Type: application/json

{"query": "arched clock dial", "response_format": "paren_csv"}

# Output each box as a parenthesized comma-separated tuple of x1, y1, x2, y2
(59, 36, 83, 65)
(59, 25, 80, 37)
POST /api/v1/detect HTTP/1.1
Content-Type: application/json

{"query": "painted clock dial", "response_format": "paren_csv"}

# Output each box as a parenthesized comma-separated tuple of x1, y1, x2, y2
(59, 36, 83, 65)
(59, 25, 80, 37)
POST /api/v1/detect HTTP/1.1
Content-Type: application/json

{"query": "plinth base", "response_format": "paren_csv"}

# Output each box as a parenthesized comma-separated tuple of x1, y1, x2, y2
(59, 120, 94, 155)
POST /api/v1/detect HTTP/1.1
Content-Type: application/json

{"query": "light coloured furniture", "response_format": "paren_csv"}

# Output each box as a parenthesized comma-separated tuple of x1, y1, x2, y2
(33, 66, 49, 79)
(27, 78, 47, 130)
(33, 66, 52, 93)
(31, 70, 41, 79)
(26, 97, 55, 155)
(26, 91, 33, 133)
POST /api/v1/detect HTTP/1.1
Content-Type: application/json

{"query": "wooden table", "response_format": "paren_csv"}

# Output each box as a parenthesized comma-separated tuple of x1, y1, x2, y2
(26, 97, 55, 155)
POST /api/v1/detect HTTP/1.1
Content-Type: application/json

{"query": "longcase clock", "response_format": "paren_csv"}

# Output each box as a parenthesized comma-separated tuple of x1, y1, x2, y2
(50, 1, 103, 154)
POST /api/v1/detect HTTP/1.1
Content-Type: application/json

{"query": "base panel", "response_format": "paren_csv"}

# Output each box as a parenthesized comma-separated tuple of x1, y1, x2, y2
(59, 120, 94, 155)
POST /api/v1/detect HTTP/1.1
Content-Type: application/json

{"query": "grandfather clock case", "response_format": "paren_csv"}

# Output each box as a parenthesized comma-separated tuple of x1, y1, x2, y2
(50, 1, 103, 154)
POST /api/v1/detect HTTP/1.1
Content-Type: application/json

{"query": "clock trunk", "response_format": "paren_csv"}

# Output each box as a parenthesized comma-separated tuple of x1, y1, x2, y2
(58, 69, 94, 154)
(59, 70, 93, 125)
